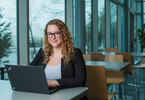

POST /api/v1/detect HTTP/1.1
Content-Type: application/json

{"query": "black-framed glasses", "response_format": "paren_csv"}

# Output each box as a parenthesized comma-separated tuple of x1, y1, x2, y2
(47, 31, 61, 38)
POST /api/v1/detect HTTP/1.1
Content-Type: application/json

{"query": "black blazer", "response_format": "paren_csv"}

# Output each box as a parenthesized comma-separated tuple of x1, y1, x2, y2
(30, 48, 86, 88)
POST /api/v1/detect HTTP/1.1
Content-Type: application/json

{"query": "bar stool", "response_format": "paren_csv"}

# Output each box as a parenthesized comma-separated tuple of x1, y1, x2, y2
(115, 52, 138, 100)
(132, 48, 145, 88)
(105, 55, 126, 100)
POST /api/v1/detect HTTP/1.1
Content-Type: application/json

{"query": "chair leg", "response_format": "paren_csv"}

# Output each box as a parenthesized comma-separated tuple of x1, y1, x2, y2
(113, 95, 116, 100)
(132, 74, 137, 100)
(134, 72, 139, 100)
(122, 82, 126, 100)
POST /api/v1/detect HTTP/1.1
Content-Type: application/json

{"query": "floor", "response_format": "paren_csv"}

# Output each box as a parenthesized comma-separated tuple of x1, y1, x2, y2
(1, 66, 145, 100)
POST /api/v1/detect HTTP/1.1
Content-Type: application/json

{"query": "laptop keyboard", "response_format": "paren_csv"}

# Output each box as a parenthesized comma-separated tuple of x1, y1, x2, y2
(49, 87, 60, 94)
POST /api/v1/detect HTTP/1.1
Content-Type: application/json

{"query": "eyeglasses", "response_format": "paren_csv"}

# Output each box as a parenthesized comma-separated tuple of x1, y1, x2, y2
(47, 32, 61, 38)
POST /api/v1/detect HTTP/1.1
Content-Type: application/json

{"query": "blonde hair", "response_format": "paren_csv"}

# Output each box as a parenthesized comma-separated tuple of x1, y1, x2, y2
(42, 19, 75, 66)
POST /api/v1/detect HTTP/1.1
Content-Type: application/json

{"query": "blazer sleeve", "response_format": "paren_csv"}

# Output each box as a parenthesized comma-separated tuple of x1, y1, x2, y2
(57, 48, 86, 88)
(30, 48, 44, 66)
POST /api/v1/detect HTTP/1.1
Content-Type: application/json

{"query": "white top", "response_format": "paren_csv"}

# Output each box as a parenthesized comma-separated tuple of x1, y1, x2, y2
(44, 64, 61, 80)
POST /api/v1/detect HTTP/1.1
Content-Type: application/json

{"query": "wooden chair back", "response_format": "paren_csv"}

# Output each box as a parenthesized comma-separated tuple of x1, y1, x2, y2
(141, 48, 145, 64)
(88, 52, 103, 61)
(83, 54, 91, 61)
(105, 55, 124, 79)
(86, 65, 108, 100)
(143, 48, 145, 52)
(115, 52, 132, 74)
(105, 48, 118, 52)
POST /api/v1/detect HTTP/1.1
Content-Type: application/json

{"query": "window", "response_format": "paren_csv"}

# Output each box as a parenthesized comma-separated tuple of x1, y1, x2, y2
(121, 1, 124, 52)
(110, 2, 117, 48)
(134, 1, 136, 11)
(29, 0, 65, 62)
(98, 0, 105, 52)
(144, 2, 145, 23)
(0, 0, 17, 65)
(134, 15, 137, 52)
(85, 0, 92, 53)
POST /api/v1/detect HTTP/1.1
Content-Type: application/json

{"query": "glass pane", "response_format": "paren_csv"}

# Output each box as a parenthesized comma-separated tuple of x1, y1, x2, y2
(137, 15, 142, 52)
(0, 0, 17, 65)
(128, 0, 130, 8)
(134, 15, 137, 52)
(98, 0, 105, 52)
(144, 14, 145, 23)
(134, 1, 136, 11)
(144, 2, 145, 13)
(137, 2, 141, 13)
(121, 5, 124, 52)
(73, 0, 75, 42)
(29, 0, 65, 62)
(85, 0, 92, 53)
(110, 2, 117, 48)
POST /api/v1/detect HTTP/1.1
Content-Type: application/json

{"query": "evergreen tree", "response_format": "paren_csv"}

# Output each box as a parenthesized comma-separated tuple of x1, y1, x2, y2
(0, 7, 12, 58)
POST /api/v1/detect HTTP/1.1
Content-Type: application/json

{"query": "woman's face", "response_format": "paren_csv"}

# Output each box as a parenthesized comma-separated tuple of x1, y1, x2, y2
(47, 25, 62, 48)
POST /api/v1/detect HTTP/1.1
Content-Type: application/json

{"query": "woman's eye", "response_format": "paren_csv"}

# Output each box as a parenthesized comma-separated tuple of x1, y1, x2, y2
(48, 33, 52, 35)
(55, 32, 59, 34)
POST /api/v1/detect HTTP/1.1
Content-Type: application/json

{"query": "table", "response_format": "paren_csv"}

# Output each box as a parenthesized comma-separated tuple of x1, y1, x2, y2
(85, 61, 130, 71)
(0, 80, 89, 100)
(130, 52, 145, 57)
(100, 52, 145, 57)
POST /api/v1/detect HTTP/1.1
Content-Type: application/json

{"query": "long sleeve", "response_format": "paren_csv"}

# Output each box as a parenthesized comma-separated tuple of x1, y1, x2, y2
(57, 48, 86, 88)
(30, 48, 44, 66)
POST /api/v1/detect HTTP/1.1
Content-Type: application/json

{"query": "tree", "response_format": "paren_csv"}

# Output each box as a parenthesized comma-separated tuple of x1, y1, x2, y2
(0, 7, 12, 59)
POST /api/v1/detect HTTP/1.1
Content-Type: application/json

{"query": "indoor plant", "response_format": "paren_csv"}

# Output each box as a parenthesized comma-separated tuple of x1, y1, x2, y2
(137, 24, 145, 52)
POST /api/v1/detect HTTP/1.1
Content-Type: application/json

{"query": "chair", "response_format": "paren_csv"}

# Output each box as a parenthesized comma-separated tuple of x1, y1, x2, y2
(86, 65, 116, 100)
(105, 55, 126, 99)
(88, 52, 103, 61)
(132, 48, 145, 87)
(83, 54, 91, 61)
(115, 52, 137, 99)
(105, 48, 118, 52)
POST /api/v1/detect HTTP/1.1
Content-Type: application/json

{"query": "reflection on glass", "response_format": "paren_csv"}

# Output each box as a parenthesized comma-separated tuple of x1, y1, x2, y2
(110, 2, 117, 48)
(98, 0, 105, 52)
(29, 0, 65, 62)
(85, 0, 92, 53)
(0, 0, 17, 65)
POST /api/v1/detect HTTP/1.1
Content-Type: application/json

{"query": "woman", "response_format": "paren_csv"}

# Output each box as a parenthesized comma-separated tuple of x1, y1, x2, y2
(30, 19, 87, 99)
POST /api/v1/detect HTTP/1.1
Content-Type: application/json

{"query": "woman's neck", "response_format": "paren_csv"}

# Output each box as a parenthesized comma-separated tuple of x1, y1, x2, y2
(53, 46, 62, 54)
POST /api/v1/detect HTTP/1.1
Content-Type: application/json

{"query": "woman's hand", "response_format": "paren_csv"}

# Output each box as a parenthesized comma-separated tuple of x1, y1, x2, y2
(47, 80, 60, 87)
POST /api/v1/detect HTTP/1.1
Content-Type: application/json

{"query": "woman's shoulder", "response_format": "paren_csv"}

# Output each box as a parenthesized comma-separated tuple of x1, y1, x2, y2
(37, 48, 44, 55)
(73, 48, 83, 56)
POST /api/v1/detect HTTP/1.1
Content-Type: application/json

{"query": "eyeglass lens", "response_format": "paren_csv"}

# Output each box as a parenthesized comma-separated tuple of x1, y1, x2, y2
(47, 32, 61, 38)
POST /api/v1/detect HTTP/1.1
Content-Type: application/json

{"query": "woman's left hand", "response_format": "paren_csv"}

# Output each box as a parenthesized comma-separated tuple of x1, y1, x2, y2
(47, 80, 60, 87)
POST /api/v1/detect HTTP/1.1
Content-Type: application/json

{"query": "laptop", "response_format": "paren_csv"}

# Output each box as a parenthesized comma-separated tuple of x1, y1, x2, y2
(5, 65, 60, 94)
